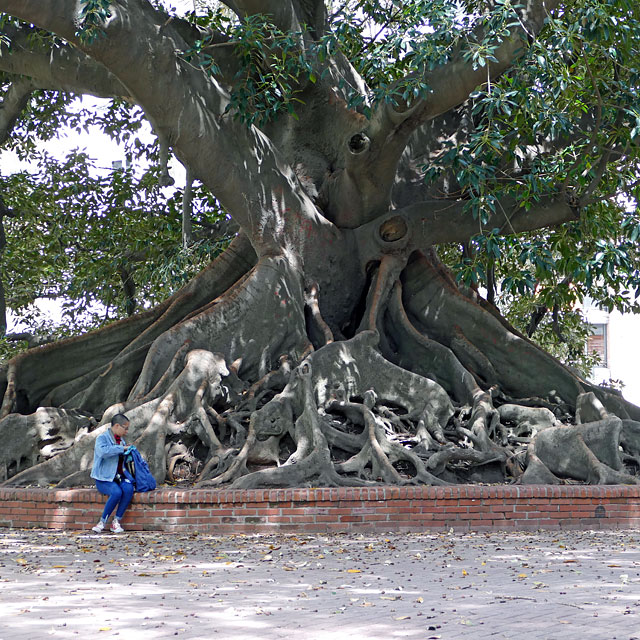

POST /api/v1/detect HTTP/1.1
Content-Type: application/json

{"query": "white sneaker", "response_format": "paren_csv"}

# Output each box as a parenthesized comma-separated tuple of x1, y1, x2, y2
(91, 520, 106, 533)
(110, 519, 124, 533)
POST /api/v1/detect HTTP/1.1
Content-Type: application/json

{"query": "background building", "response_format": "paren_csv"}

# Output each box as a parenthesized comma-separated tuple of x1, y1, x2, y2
(584, 300, 640, 407)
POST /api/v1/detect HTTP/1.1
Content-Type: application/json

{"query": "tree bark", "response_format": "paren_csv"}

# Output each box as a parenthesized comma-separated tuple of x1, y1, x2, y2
(0, 0, 637, 490)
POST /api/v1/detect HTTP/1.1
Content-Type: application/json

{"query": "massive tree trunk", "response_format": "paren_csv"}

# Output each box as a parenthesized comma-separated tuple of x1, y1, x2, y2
(0, 0, 638, 489)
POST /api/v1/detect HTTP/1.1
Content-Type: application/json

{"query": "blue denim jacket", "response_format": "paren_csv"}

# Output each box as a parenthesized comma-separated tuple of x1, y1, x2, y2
(90, 428, 126, 482)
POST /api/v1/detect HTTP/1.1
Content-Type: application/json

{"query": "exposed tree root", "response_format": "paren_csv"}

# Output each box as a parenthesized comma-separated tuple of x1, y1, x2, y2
(0, 234, 256, 418)
(4, 348, 230, 486)
(0, 407, 95, 481)
(304, 283, 334, 349)
(386, 282, 478, 405)
(401, 251, 585, 403)
(523, 417, 638, 485)
(1, 248, 639, 490)
(328, 391, 447, 485)
(128, 253, 310, 400)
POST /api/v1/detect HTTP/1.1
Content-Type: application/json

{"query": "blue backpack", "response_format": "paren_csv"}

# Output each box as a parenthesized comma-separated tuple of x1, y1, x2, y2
(123, 446, 156, 492)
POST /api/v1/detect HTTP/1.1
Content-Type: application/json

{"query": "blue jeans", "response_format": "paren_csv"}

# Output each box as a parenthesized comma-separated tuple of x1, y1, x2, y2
(95, 478, 134, 520)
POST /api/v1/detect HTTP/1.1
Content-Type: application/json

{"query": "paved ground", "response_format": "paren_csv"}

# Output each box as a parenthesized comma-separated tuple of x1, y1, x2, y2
(0, 527, 639, 640)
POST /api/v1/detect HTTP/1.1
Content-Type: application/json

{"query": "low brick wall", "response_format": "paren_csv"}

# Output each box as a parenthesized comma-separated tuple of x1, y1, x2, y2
(0, 485, 639, 533)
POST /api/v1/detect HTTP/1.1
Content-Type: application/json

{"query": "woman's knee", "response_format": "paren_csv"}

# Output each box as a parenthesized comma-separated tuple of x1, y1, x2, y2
(121, 480, 134, 499)
(107, 483, 124, 499)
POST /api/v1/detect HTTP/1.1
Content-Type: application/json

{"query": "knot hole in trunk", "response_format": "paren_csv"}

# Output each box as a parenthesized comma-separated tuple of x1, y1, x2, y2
(348, 133, 370, 154)
(377, 215, 409, 250)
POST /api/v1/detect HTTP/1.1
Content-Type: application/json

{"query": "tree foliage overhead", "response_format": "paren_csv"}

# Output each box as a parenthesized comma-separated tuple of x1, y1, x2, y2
(0, 91, 232, 353)
(0, 0, 639, 491)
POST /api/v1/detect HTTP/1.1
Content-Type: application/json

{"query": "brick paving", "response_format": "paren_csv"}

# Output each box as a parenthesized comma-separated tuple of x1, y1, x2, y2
(1, 527, 639, 639)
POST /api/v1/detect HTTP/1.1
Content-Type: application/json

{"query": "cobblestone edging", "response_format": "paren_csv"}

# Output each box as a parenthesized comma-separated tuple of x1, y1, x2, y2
(0, 485, 639, 533)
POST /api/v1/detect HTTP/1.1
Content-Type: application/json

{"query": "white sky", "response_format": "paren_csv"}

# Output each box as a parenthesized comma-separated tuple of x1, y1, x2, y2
(1, 97, 126, 176)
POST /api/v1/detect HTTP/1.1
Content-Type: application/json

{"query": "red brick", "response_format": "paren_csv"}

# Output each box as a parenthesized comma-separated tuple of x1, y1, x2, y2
(489, 505, 514, 513)
(280, 508, 309, 516)
(1, 485, 640, 534)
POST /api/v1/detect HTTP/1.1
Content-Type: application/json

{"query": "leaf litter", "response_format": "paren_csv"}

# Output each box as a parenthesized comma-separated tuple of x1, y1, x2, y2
(0, 528, 639, 637)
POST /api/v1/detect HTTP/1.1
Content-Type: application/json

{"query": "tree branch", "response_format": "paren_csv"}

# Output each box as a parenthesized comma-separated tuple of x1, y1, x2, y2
(0, 24, 131, 99)
(0, 77, 36, 145)
(182, 166, 193, 249)
(324, 0, 561, 227)
(218, 0, 240, 14)
(292, 0, 328, 37)
(0, 277, 6, 337)
(356, 193, 580, 260)
(0, 0, 334, 257)
(347, 0, 562, 216)
(4, 331, 55, 348)
(0, 1, 81, 42)
(0, 198, 8, 336)
(227, 0, 299, 31)
(389, 0, 562, 131)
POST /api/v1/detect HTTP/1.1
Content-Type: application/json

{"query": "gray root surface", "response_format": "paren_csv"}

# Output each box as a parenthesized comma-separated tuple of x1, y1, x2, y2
(2, 250, 638, 489)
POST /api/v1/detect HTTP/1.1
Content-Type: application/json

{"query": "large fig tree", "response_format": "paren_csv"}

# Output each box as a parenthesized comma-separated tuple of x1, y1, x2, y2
(1, 0, 640, 489)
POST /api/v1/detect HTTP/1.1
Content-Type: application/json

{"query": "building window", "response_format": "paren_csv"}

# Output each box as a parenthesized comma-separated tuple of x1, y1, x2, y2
(588, 323, 608, 367)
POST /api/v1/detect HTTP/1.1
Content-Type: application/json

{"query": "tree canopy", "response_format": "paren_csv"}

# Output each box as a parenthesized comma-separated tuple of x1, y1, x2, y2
(0, 0, 639, 490)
